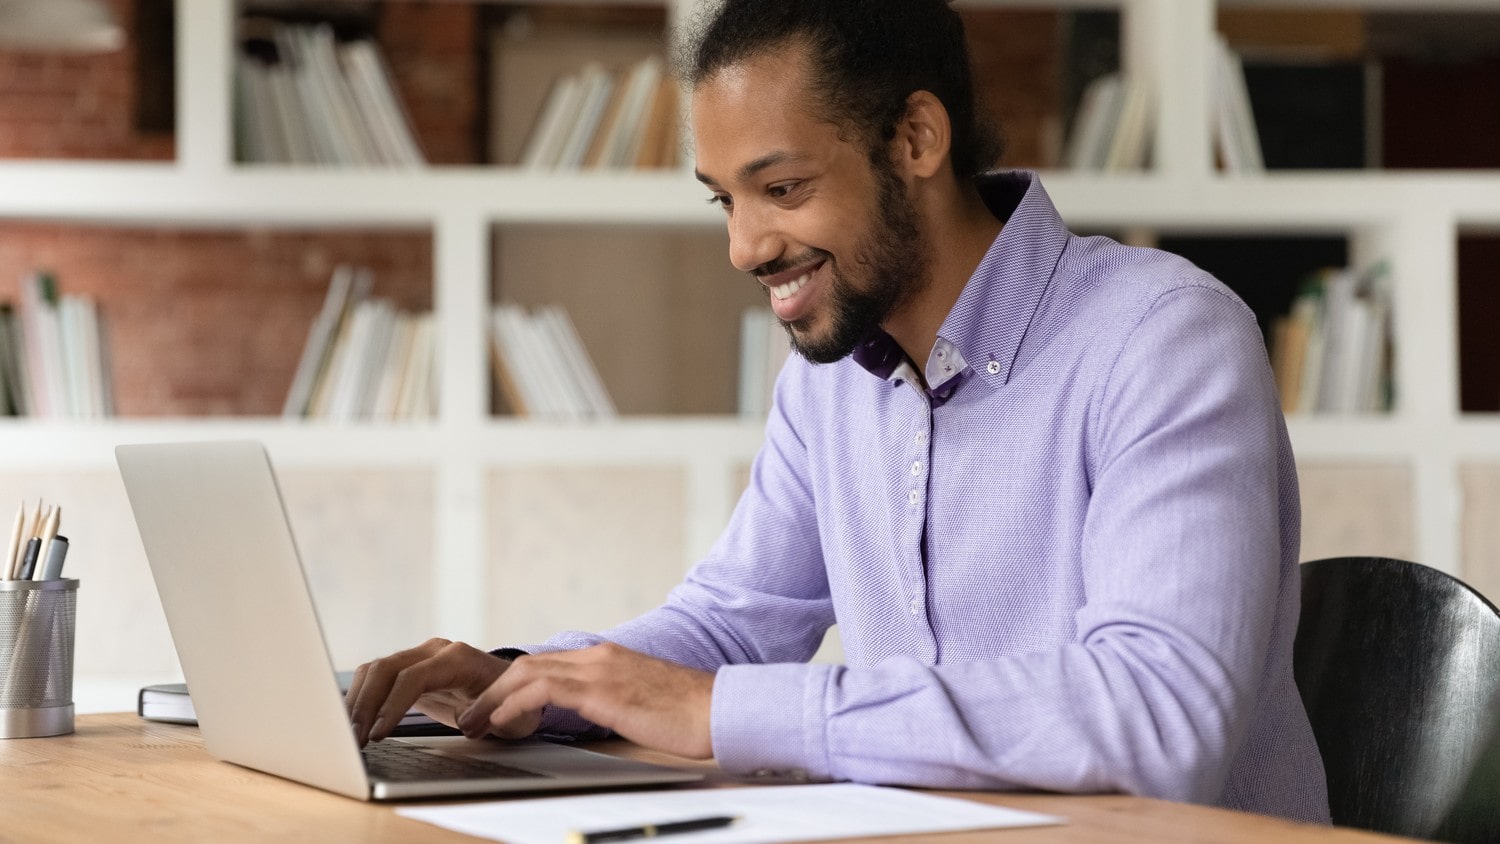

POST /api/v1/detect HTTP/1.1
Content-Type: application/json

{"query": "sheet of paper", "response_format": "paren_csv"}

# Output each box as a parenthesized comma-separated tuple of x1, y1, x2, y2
(397, 783, 1063, 844)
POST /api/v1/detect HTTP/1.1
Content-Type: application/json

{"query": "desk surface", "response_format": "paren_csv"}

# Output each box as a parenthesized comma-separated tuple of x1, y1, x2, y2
(0, 713, 1407, 844)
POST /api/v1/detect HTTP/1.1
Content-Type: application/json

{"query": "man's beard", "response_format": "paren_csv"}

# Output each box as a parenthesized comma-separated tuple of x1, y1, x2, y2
(779, 157, 928, 365)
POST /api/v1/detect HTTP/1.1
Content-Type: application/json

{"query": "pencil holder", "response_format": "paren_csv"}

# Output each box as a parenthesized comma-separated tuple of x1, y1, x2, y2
(0, 578, 78, 738)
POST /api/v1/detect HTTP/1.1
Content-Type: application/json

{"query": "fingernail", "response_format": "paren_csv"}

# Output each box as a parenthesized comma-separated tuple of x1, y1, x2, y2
(369, 716, 385, 740)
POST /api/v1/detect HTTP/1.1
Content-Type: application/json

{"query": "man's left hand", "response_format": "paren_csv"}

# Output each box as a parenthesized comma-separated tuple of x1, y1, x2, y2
(455, 642, 715, 759)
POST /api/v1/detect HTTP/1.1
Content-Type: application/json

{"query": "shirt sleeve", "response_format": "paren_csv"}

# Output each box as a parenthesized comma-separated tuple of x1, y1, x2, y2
(523, 358, 838, 737)
(710, 285, 1290, 804)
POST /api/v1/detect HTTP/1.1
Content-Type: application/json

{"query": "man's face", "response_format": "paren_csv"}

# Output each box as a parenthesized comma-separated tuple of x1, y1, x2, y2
(692, 48, 927, 364)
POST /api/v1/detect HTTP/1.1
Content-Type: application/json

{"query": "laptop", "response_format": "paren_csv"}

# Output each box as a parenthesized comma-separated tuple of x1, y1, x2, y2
(116, 440, 703, 801)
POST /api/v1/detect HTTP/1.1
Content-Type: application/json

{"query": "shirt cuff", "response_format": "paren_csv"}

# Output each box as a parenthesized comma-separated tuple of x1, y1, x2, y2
(711, 662, 835, 782)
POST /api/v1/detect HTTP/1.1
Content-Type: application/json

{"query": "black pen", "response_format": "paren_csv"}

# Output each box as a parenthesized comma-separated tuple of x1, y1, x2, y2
(566, 814, 740, 844)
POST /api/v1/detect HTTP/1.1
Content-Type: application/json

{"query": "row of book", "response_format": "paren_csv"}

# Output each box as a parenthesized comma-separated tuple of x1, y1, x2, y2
(1270, 263, 1394, 415)
(0, 273, 112, 420)
(283, 266, 436, 421)
(519, 55, 680, 170)
(236, 23, 425, 167)
(490, 304, 614, 421)
(1062, 36, 1263, 172)
(737, 307, 792, 420)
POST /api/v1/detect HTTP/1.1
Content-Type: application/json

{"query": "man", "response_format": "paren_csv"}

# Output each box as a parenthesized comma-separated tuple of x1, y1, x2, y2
(348, 0, 1329, 822)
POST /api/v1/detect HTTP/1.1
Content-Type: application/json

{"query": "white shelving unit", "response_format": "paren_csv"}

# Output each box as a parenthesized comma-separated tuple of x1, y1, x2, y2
(0, 0, 1493, 709)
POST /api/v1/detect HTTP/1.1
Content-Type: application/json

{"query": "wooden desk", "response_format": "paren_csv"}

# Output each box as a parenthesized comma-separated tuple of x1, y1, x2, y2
(0, 713, 1407, 843)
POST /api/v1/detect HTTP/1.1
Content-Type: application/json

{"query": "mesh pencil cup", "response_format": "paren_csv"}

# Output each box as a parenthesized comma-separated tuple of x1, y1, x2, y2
(0, 578, 78, 738)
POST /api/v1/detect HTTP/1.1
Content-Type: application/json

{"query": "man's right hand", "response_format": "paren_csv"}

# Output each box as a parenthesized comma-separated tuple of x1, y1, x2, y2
(345, 638, 514, 747)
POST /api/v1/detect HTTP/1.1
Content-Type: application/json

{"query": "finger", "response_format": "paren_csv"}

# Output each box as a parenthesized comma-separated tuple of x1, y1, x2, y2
(485, 682, 551, 739)
(366, 641, 507, 743)
(455, 656, 573, 738)
(344, 663, 369, 716)
(347, 638, 449, 744)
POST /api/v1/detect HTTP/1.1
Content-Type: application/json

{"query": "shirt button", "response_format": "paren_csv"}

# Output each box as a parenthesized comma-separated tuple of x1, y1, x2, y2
(914, 432, 927, 446)
(986, 361, 1000, 375)
(909, 598, 921, 615)
(936, 349, 946, 359)
(908, 489, 920, 505)
(910, 461, 922, 476)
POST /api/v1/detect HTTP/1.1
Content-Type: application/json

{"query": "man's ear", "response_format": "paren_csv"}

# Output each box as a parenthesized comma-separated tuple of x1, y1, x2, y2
(893, 90, 951, 180)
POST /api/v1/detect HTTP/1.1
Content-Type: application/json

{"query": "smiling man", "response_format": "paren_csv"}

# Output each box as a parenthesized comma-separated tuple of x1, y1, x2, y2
(347, 0, 1329, 822)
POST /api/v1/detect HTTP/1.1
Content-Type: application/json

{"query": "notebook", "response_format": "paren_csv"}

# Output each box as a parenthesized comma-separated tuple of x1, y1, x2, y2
(116, 440, 703, 801)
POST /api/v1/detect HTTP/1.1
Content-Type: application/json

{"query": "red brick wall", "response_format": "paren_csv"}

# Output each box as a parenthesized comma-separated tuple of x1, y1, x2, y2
(964, 10, 1064, 170)
(0, 226, 431, 416)
(0, 0, 172, 160)
(379, 3, 481, 165)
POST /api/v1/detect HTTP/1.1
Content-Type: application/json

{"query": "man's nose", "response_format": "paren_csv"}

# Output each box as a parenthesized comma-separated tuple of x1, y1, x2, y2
(727, 204, 780, 273)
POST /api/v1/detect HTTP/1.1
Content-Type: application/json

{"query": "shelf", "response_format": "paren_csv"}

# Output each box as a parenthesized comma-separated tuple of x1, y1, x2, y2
(0, 416, 767, 468)
(6, 164, 1500, 227)
(0, 164, 716, 225)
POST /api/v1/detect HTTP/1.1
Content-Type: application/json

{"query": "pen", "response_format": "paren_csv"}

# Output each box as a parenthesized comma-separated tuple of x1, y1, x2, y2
(566, 815, 740, 844)
(39, 535, 68, 581)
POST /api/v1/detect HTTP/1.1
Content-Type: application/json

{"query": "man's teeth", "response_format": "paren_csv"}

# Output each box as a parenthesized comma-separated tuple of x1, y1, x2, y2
(772, 273, 810, 301)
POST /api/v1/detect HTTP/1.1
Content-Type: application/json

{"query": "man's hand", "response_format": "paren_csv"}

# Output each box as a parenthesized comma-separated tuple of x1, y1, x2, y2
(455, 642, 715, 759)
(346, 638, 511, 746)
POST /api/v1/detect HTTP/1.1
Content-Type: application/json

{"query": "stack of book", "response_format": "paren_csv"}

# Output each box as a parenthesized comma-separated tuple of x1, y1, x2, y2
(518, 55, 679, 170)
(283, 266, 436, 421)
(737, 307, 792, 420)
(1271, 262, 1394, 415)
(1062, 72, 1152, 171)
(236, 23, 425, 167)
(0, 272, 112, 420)
(490, 304, 614, 421)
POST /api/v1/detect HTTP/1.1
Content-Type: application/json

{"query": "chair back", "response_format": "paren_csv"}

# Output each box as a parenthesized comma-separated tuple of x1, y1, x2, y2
(1295, 556, 1500, 843)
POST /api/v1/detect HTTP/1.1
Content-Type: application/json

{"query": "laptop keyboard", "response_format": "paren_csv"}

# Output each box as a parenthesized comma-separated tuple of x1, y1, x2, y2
(362, 741, 549, 782)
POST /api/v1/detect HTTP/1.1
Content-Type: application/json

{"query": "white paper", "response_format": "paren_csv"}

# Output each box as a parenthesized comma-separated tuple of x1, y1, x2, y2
(397, 783, 1062, 844)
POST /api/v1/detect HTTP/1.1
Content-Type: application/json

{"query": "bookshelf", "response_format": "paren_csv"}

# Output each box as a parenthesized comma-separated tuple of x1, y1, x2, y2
(1, 0, 1498, 711)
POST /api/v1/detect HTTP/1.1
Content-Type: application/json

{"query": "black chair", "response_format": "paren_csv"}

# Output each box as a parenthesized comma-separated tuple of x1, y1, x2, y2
(1295, 556, 1500, 843)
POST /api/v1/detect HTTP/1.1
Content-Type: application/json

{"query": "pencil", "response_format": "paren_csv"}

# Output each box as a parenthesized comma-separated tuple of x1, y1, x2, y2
(14, 500, 41, 579)
(37, 504, 60, 577)
(3, 500, 23, 580)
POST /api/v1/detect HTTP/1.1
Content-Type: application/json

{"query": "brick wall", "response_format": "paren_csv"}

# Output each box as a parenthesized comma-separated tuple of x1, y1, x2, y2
(0, 226, 431, 416)
(378, 3, 481, 165)
(0, 0, 172, 160)
(964, 10, 1065, 170)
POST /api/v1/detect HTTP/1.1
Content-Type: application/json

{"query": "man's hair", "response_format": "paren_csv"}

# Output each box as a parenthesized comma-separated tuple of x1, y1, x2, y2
(680, 0, 1004, 180)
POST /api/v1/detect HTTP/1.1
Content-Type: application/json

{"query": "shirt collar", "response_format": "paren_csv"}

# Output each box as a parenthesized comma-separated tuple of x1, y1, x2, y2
(939, 170, 1069, 389)
(850, 170, 1069, 391)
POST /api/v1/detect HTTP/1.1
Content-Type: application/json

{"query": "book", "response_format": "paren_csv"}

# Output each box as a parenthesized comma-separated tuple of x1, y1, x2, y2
(1062, 72, 1124, 170)
(237, 25, 424, 167)
(520, 73, 584, 169)
(1213, 35, 1265, 173)
(1102, 75, 1151, 171)
(490, 304, 614, 420)
(538, 305, 615, 417)
(137, 673, 453, 736)
(738, 307, 791, 419)
(283, 264, 355, 418)
(555, 63, 614, 169)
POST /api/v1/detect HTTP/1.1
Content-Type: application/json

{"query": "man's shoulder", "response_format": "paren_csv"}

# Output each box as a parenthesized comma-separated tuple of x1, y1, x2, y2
(1054, 236, 1255, 332)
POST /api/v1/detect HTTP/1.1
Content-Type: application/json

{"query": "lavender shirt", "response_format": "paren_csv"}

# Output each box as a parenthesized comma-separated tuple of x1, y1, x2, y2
(528, 171, 1330, 823)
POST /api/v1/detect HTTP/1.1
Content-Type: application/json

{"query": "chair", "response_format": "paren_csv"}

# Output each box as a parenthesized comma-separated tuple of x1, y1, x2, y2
(1295, 556, 1500, 843)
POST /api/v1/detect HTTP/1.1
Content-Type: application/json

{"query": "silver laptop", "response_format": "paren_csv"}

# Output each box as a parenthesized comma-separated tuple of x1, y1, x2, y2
(116, 440, 703, 801)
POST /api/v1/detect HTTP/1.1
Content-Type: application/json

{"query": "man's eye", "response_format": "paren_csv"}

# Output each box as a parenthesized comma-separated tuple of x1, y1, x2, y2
(706, 194, 732, 211)
(768, 182, 798, 199)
